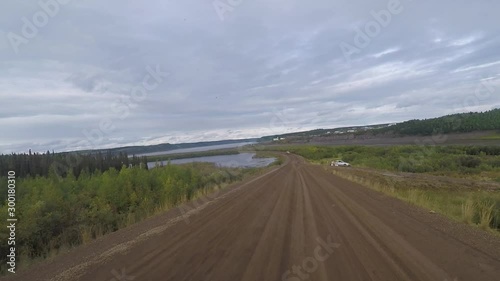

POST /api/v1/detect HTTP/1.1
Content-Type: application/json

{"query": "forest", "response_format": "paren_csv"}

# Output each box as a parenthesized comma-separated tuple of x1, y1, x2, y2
(374, 108, 500, 136)
(0, 159, 257, 274)
(0, 150, 149, 179)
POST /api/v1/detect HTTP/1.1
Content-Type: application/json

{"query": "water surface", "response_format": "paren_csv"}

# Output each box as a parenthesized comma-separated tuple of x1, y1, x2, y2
(147, 153, 274, 169)
(138, 142, 255, 157)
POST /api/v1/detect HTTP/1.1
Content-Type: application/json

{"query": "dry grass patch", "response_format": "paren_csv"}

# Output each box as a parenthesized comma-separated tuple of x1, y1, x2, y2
(331, 167, 500, 233)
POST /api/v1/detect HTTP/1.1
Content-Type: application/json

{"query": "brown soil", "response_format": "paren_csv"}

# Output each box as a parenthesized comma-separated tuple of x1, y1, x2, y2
(5, 155, 500, 281)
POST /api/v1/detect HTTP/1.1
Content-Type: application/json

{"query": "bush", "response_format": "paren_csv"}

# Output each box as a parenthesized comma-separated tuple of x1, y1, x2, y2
(489, 158, 500, 168)
(275, 145, 500, 178)
(0, 163, 255, 274)
(458, 156, 482, 168)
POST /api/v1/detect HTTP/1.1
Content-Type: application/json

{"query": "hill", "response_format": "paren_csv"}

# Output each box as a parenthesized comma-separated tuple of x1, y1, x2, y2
(259, 124, 392, 141)
(374, 108, 500, 136)
(80, 138, 258, 156)
(262, 109, 500, 141)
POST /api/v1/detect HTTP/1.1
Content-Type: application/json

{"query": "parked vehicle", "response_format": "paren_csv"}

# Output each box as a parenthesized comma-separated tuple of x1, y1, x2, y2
(331, 160, 350, 167)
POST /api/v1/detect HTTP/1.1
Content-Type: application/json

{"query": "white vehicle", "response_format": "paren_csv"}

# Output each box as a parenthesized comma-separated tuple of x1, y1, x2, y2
(331, 160, 350, 167)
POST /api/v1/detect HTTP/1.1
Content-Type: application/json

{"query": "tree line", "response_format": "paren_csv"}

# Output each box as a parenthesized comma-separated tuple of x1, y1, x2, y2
(375, 108, 500, 136)
(0, 150, 149, 179)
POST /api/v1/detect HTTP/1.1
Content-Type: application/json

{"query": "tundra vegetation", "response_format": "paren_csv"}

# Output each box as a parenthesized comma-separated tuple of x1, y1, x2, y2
(269, 145, 500, 232)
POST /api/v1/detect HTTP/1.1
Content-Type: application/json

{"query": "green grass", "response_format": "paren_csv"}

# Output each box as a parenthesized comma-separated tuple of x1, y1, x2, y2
(254, 151, 284, 166)
(263, 144, 500, 181)
(330, 168, 500, 233)
(480, 133, 500, 140)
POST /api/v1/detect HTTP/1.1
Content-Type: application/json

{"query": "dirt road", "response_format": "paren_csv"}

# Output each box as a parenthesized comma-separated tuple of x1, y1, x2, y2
(7, 155, 500, 281)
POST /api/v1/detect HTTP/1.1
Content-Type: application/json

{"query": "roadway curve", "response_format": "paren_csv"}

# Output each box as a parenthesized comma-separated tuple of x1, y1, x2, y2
(7, 155, 500, 281)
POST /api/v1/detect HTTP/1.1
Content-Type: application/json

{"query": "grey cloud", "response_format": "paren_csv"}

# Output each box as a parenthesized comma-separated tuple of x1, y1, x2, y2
(1, 0, 500, 153)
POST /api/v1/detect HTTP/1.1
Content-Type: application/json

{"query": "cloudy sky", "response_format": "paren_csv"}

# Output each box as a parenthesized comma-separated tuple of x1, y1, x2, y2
(1, 0, 499, 153)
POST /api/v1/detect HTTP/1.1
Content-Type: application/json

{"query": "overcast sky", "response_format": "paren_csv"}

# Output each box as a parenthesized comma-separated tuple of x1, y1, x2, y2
(1, 0, 499, 153)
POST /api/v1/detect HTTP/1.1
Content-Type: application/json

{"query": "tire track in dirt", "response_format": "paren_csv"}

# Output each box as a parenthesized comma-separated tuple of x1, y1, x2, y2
(302, 166, 448, 280)
(5, 155, 500, 281)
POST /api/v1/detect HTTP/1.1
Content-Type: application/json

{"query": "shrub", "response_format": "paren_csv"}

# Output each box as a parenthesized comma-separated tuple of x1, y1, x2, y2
(458, 156, 482, 168)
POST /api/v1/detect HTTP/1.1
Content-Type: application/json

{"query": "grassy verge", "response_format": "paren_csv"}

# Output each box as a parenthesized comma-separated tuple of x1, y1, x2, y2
(254, 151, 284, 166)
(267, 145, 500, 182)
(328, 167, 500, 233)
